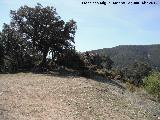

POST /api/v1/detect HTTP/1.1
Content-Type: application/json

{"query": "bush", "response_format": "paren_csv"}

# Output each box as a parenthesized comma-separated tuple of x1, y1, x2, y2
(144, 72, 160, 102)
(122, 62, 152, 86)
(111, 68, 123, 80)
(126, 82, 136, 92)
(56, 50, 85, 69)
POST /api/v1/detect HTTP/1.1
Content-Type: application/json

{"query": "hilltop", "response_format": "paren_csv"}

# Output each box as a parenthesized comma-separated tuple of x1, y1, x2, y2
(0, 73, 159, 120)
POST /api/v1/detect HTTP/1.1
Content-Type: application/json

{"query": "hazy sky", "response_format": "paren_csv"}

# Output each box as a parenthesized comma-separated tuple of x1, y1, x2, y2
(0, 0, 160, 52)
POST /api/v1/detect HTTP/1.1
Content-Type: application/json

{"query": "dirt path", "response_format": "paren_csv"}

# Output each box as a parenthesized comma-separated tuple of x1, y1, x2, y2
(0, 73, 159, 120)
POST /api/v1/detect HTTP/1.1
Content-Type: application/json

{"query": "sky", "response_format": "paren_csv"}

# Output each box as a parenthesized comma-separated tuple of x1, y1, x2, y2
(0, 0, 160, 52)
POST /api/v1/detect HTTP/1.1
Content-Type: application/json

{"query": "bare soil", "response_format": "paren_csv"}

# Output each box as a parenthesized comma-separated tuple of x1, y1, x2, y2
(0, 73, 159, 120)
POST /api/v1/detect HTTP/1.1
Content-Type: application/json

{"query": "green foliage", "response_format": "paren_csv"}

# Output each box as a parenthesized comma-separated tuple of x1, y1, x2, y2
(81, 52, 113, 70)
(144, 72, 160, 102)
(91, 45, 160, 70)
(56, 49, 85, 69)
(0, 3, 77, 73)
(122, 62, 152, 86)
(10, 3, 77, 68)
(71, 52, 114, 79)
(3, 56, 18, 73)
(1, 24, 24, 73)
(111, 68, 123, 80)
(95, 68, 112, 78)
(100, 55, 114, 70)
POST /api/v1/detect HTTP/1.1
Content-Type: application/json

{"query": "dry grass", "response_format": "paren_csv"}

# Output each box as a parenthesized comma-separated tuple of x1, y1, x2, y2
(0, 73, 159, 120)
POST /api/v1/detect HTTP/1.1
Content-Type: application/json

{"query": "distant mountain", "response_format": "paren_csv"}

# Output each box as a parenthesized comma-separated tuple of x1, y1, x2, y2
(89, 44, 160, 69)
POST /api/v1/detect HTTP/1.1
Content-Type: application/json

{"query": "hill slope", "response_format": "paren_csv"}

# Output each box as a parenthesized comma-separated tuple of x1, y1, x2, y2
(90, 44, 160, 69)
(0, 73, 159, 120)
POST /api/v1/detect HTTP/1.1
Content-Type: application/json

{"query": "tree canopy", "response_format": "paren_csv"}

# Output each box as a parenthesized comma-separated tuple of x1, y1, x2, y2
(0, 3, 77, 72)
(10, 3, 77, 67)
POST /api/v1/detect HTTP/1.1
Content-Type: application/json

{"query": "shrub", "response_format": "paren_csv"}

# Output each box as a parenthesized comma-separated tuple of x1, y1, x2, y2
(126, 82, 136, 92)
(122, 62, 152, 86)
(80, 52, 113, 70)
(111, 68, 123, 80)
(144, 72, 160, 102)
(57, 50, 85, 69)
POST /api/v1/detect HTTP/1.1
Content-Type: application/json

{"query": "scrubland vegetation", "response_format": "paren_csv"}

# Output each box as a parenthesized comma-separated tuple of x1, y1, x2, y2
(144, 72, 160, 102)
(0, 3, 160, 119)
(0, 3, 160, 102)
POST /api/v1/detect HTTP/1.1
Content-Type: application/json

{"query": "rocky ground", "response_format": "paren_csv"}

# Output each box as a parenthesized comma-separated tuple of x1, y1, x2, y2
(0, 73, 159, 120)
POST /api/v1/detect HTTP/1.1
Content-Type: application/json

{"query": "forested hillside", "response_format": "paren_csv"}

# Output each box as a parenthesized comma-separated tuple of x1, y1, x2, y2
(90, 44, 160, 70)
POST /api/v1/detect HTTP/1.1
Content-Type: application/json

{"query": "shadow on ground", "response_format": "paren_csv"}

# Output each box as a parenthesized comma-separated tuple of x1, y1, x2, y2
(42, 68, 126, 90)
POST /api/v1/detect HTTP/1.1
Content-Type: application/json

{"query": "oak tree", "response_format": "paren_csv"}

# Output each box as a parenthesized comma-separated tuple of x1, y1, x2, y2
(10, 4, 77, 68)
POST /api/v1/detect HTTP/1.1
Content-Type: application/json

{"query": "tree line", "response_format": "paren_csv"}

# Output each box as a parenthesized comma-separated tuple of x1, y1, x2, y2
(0, 3, 159, 102)
(0, 3, 113, 73)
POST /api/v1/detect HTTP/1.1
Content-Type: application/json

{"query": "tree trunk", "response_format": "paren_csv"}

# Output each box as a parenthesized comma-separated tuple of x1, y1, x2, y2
(41, 49, 48, 67)
(51, 50, 55, 62)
